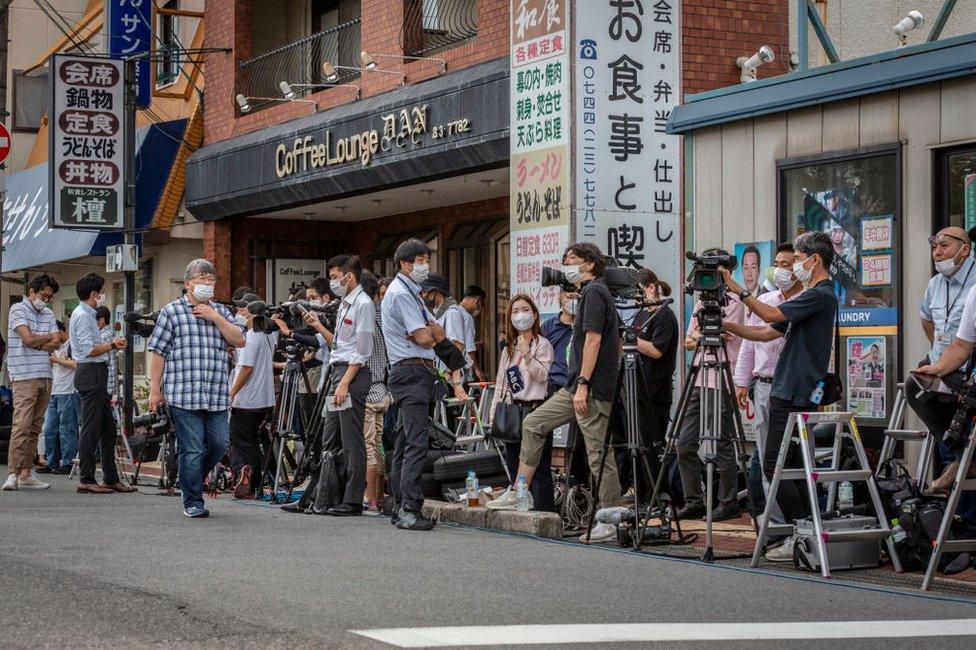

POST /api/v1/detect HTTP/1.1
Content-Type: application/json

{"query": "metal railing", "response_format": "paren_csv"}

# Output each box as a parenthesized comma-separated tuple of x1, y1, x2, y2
(237, 19, 361, 112)
(402, 0, 478, 56)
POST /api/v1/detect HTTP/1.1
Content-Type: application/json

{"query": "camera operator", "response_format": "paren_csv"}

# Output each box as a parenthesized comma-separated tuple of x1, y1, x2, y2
(420, 273, 470, 401)
(146, 259, 246, 518)
(732, 243, 801, 527)
(498, 243, 622, 543)
(228, 293, 276, 498)
(677, 250, 744, 522)
(381, 239, 450, 530)
(301, 255, 374, 516)
(69, 273, 134, 495)
(721, 232, 838, 561)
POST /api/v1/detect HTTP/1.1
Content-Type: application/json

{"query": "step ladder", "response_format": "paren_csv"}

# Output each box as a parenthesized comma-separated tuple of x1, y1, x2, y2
(876, 382, 935, 490)
(922, 427, 976, 590)
(751, 411, 902, 578)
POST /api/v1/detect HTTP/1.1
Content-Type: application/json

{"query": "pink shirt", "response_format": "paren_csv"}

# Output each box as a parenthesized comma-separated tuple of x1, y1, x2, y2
(733, 287, 802, 387)
(490, 336, 554, 422)
(687, 295, 744, 389)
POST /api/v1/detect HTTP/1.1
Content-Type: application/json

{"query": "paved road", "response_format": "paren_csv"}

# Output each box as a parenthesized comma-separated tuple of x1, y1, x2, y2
(2, 469, 976, 649)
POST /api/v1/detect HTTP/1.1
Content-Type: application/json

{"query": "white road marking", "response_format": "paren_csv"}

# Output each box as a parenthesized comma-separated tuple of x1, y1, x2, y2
(352, 619, 976, 647)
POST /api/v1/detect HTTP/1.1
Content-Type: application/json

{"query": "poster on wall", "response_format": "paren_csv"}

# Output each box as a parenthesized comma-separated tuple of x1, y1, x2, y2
(265, 258, 326, 304)
(847, 336, 887, 419)
(510, 0, 571, 316)
(860, 215, 893, 251)
(861, 253, 892, 287)
(733, 240, 774, 295)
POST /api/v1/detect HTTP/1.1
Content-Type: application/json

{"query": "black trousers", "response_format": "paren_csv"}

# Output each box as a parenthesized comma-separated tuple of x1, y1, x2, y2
(503, 399, 556, 512)
(762, 396, 811, 523)
(74, 362, 119, 486)
(905, 371, 962, 437)
(229, 407, 272, 492)
(615, 399, 670, 496)
(322, 363, 371, 506)
(387, 364, 435, 513)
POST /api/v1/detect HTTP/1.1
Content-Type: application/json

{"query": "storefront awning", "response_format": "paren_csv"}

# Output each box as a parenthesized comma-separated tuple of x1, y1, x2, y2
(2, 119, 187, 272)
(668, 32, 976, 134)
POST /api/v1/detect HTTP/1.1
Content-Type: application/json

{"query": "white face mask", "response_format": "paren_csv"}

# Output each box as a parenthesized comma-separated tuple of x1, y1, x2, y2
(192, 283, 215, 301)
(308, 298, 323, 307)
(561, 264, 583, 284)
(31, 297, 48, 311)
(564, 298, 578, 316)
(234, 314, 247, 327)
(511, 312, 535, 332)
(330, 278, 348, 298)
(793, 257, 814, 284)
(95, 293, 107, 307)
(773, 267, 796, 291)
(409, 263, 430, 284)
(935, 256, 964, 277)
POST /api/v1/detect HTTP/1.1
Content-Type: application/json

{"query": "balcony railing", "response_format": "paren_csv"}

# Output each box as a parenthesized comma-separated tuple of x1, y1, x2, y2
(402, 0, 478, 56)
(237, 19, 361, 112)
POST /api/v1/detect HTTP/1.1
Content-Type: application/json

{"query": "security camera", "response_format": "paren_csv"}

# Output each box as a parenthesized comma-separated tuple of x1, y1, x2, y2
(894, 10, 924, 45)
(737, 45, 775, 82)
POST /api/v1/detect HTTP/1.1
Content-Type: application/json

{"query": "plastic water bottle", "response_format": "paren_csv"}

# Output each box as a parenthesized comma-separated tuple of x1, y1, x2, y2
(465, 470, 480, 507)
(515, 475, 529, 511)
(810, 380, 825, 405)
(838, 481, 854, 510)
(890, 519, 907, 543)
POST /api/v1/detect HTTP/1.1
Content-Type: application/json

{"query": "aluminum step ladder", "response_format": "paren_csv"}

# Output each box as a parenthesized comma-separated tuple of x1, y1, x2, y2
(751, 411, 902, 578)
(922, 428, 976, 590)
(876, 382, 935, 490)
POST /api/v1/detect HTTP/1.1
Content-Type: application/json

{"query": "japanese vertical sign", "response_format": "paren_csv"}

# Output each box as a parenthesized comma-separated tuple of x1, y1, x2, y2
(107, 0, 151, 108)
(49, 54, 125, 230)
(966, 174, 976, 232)
(574, 0, 682, 304)
(510, 0, 572, 314)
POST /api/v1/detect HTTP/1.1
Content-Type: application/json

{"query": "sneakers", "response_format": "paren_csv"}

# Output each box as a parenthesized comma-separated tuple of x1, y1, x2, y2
(711, 504, 742, 521)
(764, 536, 796, 562)
(183, 505, 210, 518)
(485, 487, 534, 511)
(395, 508, 436, 530)
(2, 474, 18, 491)
(580, 522, 617, 544)
(18, 474, 50, 490)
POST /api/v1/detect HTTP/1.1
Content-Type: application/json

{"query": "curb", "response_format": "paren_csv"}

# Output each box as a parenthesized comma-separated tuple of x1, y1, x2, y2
(422, 499, 563, 539)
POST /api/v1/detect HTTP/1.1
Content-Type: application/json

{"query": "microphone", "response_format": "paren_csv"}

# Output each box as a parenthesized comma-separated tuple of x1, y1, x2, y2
(245, 300, 267, 315)
(684, 251, 698, 261)
(595, 506, 635, 525)
(124, 310, 159, 323)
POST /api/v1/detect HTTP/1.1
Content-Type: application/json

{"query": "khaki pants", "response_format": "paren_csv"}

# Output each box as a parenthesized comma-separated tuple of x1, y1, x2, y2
(520, 387, 620, 508)
(364, 393, 392, 472)
(8, 378, 52, 473)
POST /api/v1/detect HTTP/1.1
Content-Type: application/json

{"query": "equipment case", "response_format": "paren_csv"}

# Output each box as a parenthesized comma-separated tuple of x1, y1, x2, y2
(793, 515, 882, 572)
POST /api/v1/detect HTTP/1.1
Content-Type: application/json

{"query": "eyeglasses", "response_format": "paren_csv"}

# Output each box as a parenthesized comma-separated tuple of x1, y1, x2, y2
(928, 234, 967, 248)
(189, 275, 217, 284)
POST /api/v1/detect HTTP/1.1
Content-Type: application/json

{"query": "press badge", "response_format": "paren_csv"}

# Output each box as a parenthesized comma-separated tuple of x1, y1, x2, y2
(506, 365, 525, 393)
(937, 328, 952, 345)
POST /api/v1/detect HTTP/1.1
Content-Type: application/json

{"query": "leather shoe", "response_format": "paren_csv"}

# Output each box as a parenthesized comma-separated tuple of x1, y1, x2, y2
(677, 502, 706, 519)
(106, 482, 137, 493)
(326, 503, 363, 517)
(395, 508, 436, 530)
(280, 500, 304, 513)
(711, 504, 742, 521)
(77, 483, 113, 494)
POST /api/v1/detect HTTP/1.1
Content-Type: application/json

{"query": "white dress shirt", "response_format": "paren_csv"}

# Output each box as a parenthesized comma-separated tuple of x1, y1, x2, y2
(733, 287, 800, 387)
(330, 285, 375, 366)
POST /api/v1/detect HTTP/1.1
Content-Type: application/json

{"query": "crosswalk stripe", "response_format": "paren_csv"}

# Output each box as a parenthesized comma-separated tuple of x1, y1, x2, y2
(352, 619, 976, 647)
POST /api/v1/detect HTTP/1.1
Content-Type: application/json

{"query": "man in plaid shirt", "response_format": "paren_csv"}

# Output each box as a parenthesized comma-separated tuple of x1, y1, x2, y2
(95, 306, 117, 400)
(147, 259, 246, 518)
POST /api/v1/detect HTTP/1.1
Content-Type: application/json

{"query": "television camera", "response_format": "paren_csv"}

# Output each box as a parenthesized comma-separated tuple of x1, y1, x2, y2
(684, 250, 738, 343)
(245, 299, 339, 335)
(541, 258, 648, 303)
(123, 310, 160, 338)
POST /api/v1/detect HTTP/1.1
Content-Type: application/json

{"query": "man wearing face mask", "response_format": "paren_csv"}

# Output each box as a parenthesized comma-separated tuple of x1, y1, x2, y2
(722, 231, 838, 561)
(459, 285, 487, 382)
(733, 243, 802, 526)
(419, 273, 470, 401)
(69, 273, 133, 494)
(541, 287, 578, 394)
(382, 239, 451, 530)
(147, 259, 246, 518)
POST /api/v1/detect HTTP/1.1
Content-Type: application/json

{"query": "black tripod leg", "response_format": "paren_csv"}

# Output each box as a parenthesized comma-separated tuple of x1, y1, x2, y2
(721, 354, 760, 534)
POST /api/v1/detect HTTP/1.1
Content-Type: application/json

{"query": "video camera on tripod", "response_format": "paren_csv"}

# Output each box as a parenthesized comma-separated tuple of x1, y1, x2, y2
(244, 298, 339, 335)
(541, 257, 647, 302)
(684, 249, 738, 344)
(123, 310, 160, 338)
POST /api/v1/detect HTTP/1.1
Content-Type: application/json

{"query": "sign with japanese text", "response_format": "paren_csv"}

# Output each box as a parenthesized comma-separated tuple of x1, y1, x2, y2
(49, 54, 125, 230)
(510, 0, 572, 314)
(573, 0, 682, 307)
(107, 0, 151, 108)
(966, 174, 976, 232)
(861, 253, 892, 287)
(860, 215, 893, 251)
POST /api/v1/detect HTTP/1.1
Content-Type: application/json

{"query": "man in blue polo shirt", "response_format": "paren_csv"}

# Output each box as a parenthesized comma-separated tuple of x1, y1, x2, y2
(541, 287, 577, 394)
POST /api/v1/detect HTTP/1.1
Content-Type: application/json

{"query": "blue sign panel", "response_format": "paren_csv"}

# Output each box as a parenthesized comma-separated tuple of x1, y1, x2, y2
(107, 0, 152, 108)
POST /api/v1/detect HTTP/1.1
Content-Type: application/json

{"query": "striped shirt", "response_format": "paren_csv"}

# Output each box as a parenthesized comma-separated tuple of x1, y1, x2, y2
(7, 297, 57, 381)
(101, 327, 118, 396)
(366, 310, 389, 403)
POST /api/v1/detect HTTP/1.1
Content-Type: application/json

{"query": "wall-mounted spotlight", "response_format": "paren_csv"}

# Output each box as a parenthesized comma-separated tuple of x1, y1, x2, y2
(323, 60, 404, 85)
(894, 10, 924, 46)
(236, 92, 316, 115)
(279, 80, 361, 101)
(736, 45, 775, 83)
(360, 50, 447, 75)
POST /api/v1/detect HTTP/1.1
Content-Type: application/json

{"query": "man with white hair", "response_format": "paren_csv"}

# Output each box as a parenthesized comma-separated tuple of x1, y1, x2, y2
(146, 259, 246, 518)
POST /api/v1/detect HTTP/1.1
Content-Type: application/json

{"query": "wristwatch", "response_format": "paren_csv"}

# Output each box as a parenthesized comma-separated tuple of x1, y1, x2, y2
(738, 289, 751, 301)
(577, 376, 591, 387)
(110, 341, 117, 350)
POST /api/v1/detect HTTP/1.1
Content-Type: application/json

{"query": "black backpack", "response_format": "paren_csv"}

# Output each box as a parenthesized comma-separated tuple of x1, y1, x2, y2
(875, 458, 919, 520)
(308, 449, 347, 515)
(896, 497, 975, 573)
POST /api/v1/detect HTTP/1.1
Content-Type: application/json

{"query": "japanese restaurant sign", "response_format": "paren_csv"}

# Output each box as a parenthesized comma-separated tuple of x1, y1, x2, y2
(107, 0, 151, 108)
(510, 0, 571, 315)
(574, 0, 682, 303)
(49, 54, 125, 230)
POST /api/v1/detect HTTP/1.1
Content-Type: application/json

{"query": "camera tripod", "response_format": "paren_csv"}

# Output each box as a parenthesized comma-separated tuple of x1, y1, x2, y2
(645, 332, 757, 562)
(585, 315, 691, 549)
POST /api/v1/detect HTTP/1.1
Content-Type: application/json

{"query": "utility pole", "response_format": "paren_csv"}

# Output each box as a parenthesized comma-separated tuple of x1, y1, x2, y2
(123, 58, 136, 440)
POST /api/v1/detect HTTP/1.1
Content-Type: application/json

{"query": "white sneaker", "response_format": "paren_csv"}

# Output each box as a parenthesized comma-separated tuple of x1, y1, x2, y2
(2, 474, 18, 491)
(764, 536, 795, 562)
(580, 522, 617, 544)
(17, 475, 50, 490)
(485, 487, 534, 511)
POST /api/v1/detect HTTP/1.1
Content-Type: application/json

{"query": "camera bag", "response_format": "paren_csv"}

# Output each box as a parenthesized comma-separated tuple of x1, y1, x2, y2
(895, 497, 975, 573)
(792, 515, 881, 572)
(308, 448, 346, 515)
(874, 458, 919, 520)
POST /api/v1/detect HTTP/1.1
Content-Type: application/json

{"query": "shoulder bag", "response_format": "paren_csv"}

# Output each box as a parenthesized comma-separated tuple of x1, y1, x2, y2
(818, 303, 843, 406)
(489, 348, 524, 444)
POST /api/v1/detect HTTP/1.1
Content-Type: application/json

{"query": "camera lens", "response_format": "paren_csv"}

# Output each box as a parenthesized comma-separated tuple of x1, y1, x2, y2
(697, 270, 719, 289)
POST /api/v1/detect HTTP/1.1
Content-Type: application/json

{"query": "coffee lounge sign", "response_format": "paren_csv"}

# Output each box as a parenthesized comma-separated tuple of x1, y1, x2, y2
(274, 104, 472, 179)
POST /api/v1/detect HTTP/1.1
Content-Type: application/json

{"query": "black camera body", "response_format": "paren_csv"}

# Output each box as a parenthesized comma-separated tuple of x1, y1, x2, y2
(133, 403, 172, 436)
(944, 373, 976, 451)
(541, 266, 576, 293)
(123, 310, 159, 338)
(685, 250, 738, 294)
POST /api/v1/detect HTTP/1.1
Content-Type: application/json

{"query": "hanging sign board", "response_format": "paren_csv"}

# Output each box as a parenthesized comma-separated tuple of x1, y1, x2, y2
(49, 54, 125, 230)
(107, 0, 152, 108)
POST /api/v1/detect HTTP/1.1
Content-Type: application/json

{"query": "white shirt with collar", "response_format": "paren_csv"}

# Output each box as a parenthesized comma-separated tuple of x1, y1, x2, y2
(330, 284, 375, 366)
(381, 273, 437, 364)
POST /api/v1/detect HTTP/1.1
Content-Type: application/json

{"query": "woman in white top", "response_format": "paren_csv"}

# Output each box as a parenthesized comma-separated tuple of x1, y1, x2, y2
(490, 295, 555, 511)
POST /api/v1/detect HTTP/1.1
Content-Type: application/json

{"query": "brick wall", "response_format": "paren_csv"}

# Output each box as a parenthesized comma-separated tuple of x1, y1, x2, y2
(683, 0, 791, 96)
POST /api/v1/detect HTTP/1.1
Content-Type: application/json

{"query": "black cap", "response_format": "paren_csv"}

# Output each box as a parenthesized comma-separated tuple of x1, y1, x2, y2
(232, 292, 261, 308)
(420, 273, 450, 296)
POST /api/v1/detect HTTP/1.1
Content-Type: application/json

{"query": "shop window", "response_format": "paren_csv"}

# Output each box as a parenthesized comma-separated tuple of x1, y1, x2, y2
(779, 145, 900, 427)
(935, 144, 976, 232)
(156, 1, 180, 89)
